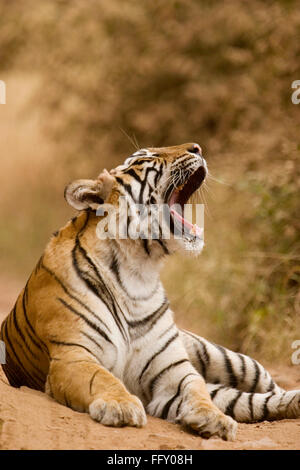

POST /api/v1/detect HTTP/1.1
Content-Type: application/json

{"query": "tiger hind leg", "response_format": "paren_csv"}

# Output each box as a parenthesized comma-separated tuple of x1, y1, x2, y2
(207, 383, 300, 423)
(180, 329, 300, 422)
(180, 329, 283, 394)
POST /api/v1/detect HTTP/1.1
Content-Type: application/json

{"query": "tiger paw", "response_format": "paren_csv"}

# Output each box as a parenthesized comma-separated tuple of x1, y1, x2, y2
(89, 396, 147, 428)
(177, 405, 237, 441)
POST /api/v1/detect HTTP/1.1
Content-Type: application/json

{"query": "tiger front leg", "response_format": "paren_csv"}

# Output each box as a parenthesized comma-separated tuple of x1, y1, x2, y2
(46, 345, 146, 428)
(146, 360, 237, 440)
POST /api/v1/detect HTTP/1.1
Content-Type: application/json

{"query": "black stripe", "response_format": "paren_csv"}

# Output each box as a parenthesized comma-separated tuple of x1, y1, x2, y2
(261, 393, 273, 421)
(12, 304, 38, 359)
(86, 193, 104, 205)
(154, 164, 163, 187)
(57, 297, 113, 346)
(127, 299, 169, 338)
(41, 262, 112, 334)
(195, 345, 206, 379)
(149, 359, 189, 398)
(200, 340, 210, 366)
(179, 331, 212, 377)
(139, 332, 179, 382)
(149, 195, 157, 205)
(11, 304, 45, 380)
(267, 378, 276, 392)
(155, 239, 169, 255)
(110, 246, 160, 302)
(176, 398, 183, 418)
(49, 339, 100, 362)
(160, 373, 197, 419)
(115, 176, 134, 199)
(248, 392, 255, 421)
(2, 319, 43, 389)
(79, 209, 91, 234)
(250, 359, 260, 393)
(21, 281, 49, 355)
(210, 385, 227, 400)
(225, 390, 243, 417)
(181, 330, 210, 364)
(142, 239, 150, 256)
(21, 287, 48, 356)
(75, 239, 122, 320)
(1, 351, 33, 390)
(238, 354, 246, 385)
(81, 331, 104, 353)
(72, 239, 128, 342)
(125, 158, 154, 171)
(24, 324, 45, 355)
(133, 157, 155, 164)
(139, 167, 159, 204)
(216, 345, 238, 388)
(123, 167, 143, 183)
(110, 251, 121, 282)
(281, 391, 295, 411)
(0, 320, 32, 388)
(158, 323, 176, 339)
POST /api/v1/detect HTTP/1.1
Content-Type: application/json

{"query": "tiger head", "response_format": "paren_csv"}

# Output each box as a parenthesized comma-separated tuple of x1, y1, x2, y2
(65, 143, 207, 257)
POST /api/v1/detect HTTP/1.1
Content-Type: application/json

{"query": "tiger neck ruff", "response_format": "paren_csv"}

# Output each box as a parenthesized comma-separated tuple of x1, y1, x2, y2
(1, 143, 300, 441)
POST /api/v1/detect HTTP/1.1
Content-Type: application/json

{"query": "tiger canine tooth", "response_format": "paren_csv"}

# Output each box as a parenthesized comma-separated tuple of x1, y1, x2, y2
(190, 225, 197, 236)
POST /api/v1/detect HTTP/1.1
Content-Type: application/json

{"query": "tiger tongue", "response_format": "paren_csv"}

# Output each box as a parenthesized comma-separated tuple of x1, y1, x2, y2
(170, 207, 203, 238)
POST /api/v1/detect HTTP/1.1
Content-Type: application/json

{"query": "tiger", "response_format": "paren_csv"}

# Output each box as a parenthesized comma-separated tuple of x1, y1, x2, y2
(1, 143, 299, 441)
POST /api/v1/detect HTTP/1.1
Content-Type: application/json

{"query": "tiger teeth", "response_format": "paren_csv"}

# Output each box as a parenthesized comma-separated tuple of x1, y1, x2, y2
(189, 226, 197, 236)
(176, 184, 184, 191)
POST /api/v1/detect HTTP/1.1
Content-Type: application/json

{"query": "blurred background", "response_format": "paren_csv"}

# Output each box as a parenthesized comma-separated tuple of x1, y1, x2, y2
(0, 0, 299, 363)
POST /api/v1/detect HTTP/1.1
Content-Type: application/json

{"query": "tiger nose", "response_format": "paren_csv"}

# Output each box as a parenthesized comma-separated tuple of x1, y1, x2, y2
(188, 144, 202, 155)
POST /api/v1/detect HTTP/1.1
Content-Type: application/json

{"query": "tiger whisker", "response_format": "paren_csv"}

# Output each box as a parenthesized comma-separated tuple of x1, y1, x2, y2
(119, 127, 139, 151)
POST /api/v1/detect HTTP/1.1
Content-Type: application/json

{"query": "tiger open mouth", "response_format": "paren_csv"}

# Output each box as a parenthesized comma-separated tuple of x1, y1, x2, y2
(166, 165, 206, 239)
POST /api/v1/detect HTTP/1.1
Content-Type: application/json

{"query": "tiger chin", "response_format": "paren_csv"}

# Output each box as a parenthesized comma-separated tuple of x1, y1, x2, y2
(1, 143, 299, 442)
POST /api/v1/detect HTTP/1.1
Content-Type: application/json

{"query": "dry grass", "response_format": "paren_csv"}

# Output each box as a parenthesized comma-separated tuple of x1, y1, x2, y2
(0, 74, 73, 276)
(0, 0, 299, 362)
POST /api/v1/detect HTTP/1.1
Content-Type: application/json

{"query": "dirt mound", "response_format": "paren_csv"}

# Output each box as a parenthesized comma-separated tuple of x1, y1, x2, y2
(0, 365, 300, 450)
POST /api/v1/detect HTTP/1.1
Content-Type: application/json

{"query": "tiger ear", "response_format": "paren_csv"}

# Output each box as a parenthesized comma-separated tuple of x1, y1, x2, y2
(64, 170, 115, 210)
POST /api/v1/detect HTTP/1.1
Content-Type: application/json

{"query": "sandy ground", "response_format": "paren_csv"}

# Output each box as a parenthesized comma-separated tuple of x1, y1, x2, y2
(0, 279, 299, 450)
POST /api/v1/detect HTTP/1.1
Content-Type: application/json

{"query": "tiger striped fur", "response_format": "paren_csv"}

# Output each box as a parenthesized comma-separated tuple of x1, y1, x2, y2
(1, 143, 299, 441)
